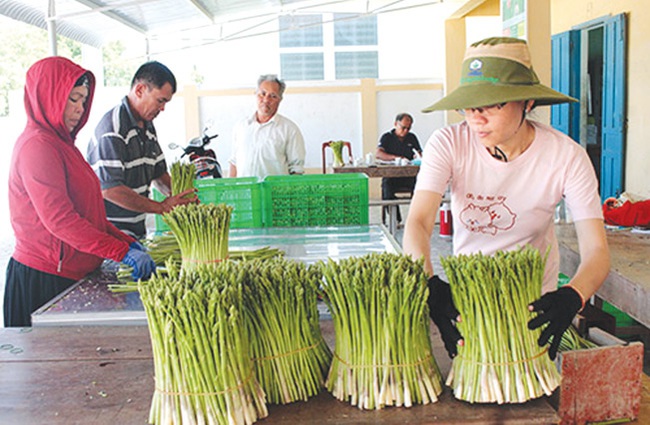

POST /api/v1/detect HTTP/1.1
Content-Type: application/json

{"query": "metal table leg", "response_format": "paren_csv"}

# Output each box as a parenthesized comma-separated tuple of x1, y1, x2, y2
(389, 205, 398, 235)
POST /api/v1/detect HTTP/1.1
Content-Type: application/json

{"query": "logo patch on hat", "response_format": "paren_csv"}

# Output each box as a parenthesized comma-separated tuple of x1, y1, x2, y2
(468, 59, 483, 76)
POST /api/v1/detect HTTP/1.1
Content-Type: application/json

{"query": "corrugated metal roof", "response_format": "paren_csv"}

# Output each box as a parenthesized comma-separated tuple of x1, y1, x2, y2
(0, 0, 108, 47)
(1, 0, 459, 48)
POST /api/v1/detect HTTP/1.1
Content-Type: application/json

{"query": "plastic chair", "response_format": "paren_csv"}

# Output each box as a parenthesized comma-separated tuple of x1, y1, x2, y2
(321, 141, 352, 173)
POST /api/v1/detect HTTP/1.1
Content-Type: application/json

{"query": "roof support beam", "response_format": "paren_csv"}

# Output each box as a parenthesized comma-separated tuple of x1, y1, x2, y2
(187, 0, 214, 22)
(72, 0, 150, 34)
(47, 0, 57, 55)
(0, 0, 104, 47)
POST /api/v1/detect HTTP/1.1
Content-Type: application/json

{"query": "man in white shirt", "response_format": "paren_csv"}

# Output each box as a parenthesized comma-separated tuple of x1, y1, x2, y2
(229, 75, 305, 178)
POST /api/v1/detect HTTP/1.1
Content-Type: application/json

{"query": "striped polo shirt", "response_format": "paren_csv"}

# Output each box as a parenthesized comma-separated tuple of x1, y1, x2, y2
(87, 96, 167, 238)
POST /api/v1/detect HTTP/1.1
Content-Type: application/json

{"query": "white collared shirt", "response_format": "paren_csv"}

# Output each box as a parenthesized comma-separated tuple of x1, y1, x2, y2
(230, 112, 305, 178)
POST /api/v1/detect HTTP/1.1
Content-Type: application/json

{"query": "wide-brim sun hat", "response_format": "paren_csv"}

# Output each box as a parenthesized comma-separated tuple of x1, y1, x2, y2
(422, 37, 577, 112)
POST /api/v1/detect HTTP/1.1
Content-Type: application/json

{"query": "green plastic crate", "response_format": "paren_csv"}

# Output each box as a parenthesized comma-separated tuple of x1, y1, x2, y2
(194, 177, 263, 229)
(152, 188, 170, 232)
(261, 173, 369, 227)
(152, 177, 263, 232)
(601, 301, 638, 328)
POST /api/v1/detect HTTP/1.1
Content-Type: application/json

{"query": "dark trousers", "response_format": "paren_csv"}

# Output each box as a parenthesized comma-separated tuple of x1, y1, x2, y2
(3, 258, 75, 327)
(381, 177, 416, 223)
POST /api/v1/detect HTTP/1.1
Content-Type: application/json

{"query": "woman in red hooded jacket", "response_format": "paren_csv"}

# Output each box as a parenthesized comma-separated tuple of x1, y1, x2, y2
(4, 57, 156, 327)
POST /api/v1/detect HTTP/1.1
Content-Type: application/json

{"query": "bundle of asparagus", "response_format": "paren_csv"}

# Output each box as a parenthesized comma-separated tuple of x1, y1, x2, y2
(241, 258, 332, 404)
(329, 141, 346, 167)
(113, 234, 284, 287)
(162, 203, 232, 272)
(318, 253, 443, 410)
(140, 260, 267, 425)
(441, 247, 561, 404)
(144, 233, 283, 265)
(170, 161, 196, 197)
(558, 325, 598, 352)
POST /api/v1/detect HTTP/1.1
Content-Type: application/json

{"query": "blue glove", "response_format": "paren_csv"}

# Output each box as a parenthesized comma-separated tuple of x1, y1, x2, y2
(129, 241, 146, 252)
(121, 246, 156, 281)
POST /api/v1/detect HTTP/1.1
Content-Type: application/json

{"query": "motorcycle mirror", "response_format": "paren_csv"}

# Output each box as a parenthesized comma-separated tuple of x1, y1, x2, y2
(203, 120, 214, 132)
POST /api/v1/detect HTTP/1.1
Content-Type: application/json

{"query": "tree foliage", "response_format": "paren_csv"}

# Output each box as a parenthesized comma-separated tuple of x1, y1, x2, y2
(102, 40, 137, 87)
(0, 18, 83, 116)
(0, 17, 141, 116)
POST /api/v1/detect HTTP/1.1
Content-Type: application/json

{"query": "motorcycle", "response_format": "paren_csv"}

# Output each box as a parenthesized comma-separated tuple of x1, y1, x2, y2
(169, 130, 222, 179)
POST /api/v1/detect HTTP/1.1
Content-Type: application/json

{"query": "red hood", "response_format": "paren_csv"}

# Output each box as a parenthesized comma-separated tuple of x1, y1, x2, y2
(23, 56, 96, 144)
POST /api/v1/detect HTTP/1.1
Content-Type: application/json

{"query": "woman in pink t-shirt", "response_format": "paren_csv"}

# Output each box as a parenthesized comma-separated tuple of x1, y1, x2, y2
(403, 37, 610, 361)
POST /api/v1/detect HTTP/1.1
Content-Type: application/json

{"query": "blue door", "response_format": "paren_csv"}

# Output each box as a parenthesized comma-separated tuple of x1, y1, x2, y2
(600, 13, 626, 199)
(551, 31, 580, 140)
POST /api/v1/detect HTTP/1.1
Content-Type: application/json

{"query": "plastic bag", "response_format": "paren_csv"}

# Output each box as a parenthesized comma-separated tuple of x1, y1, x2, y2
(602, 198, 650, 227)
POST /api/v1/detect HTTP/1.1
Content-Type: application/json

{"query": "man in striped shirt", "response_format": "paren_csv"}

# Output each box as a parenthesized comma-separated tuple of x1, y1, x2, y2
(87, 61, 196, 239)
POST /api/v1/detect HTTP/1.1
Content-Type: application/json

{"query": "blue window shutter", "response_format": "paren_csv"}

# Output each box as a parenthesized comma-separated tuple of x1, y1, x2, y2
(601, 13, 627, 200)
(551, 30, 580, 140)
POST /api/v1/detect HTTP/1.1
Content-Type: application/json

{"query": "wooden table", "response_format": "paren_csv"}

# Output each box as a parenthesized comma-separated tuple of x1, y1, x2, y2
(333, 164, 420, 178)
(556, 223, 650, 328)
(0, 324, 561, 425)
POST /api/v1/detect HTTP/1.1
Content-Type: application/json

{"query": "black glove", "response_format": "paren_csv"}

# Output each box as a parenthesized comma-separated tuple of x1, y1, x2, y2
(427, 275, 462, 358)
(527, 286, 584, 360)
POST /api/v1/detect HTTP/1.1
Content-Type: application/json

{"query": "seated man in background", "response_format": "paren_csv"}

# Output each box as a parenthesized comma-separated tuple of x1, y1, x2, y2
(229, 74, 305, 178)
(375, 113, 422, 225)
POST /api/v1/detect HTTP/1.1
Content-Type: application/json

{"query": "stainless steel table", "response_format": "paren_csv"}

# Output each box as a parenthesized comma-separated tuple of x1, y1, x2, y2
(32, 225, 400, 327)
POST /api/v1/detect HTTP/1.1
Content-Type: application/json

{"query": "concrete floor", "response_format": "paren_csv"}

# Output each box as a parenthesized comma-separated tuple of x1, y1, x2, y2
(371, 203, 453, 273)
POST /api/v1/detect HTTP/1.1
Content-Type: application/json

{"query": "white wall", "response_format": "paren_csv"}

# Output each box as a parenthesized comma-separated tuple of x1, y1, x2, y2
(376, 88, 446, 152)
(135, 1, 487, 173)
(465, 16, 502, 45)
(155, 31, 281, 90)
(195, 83, 444, 172)
(377, 3, 460, 80)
